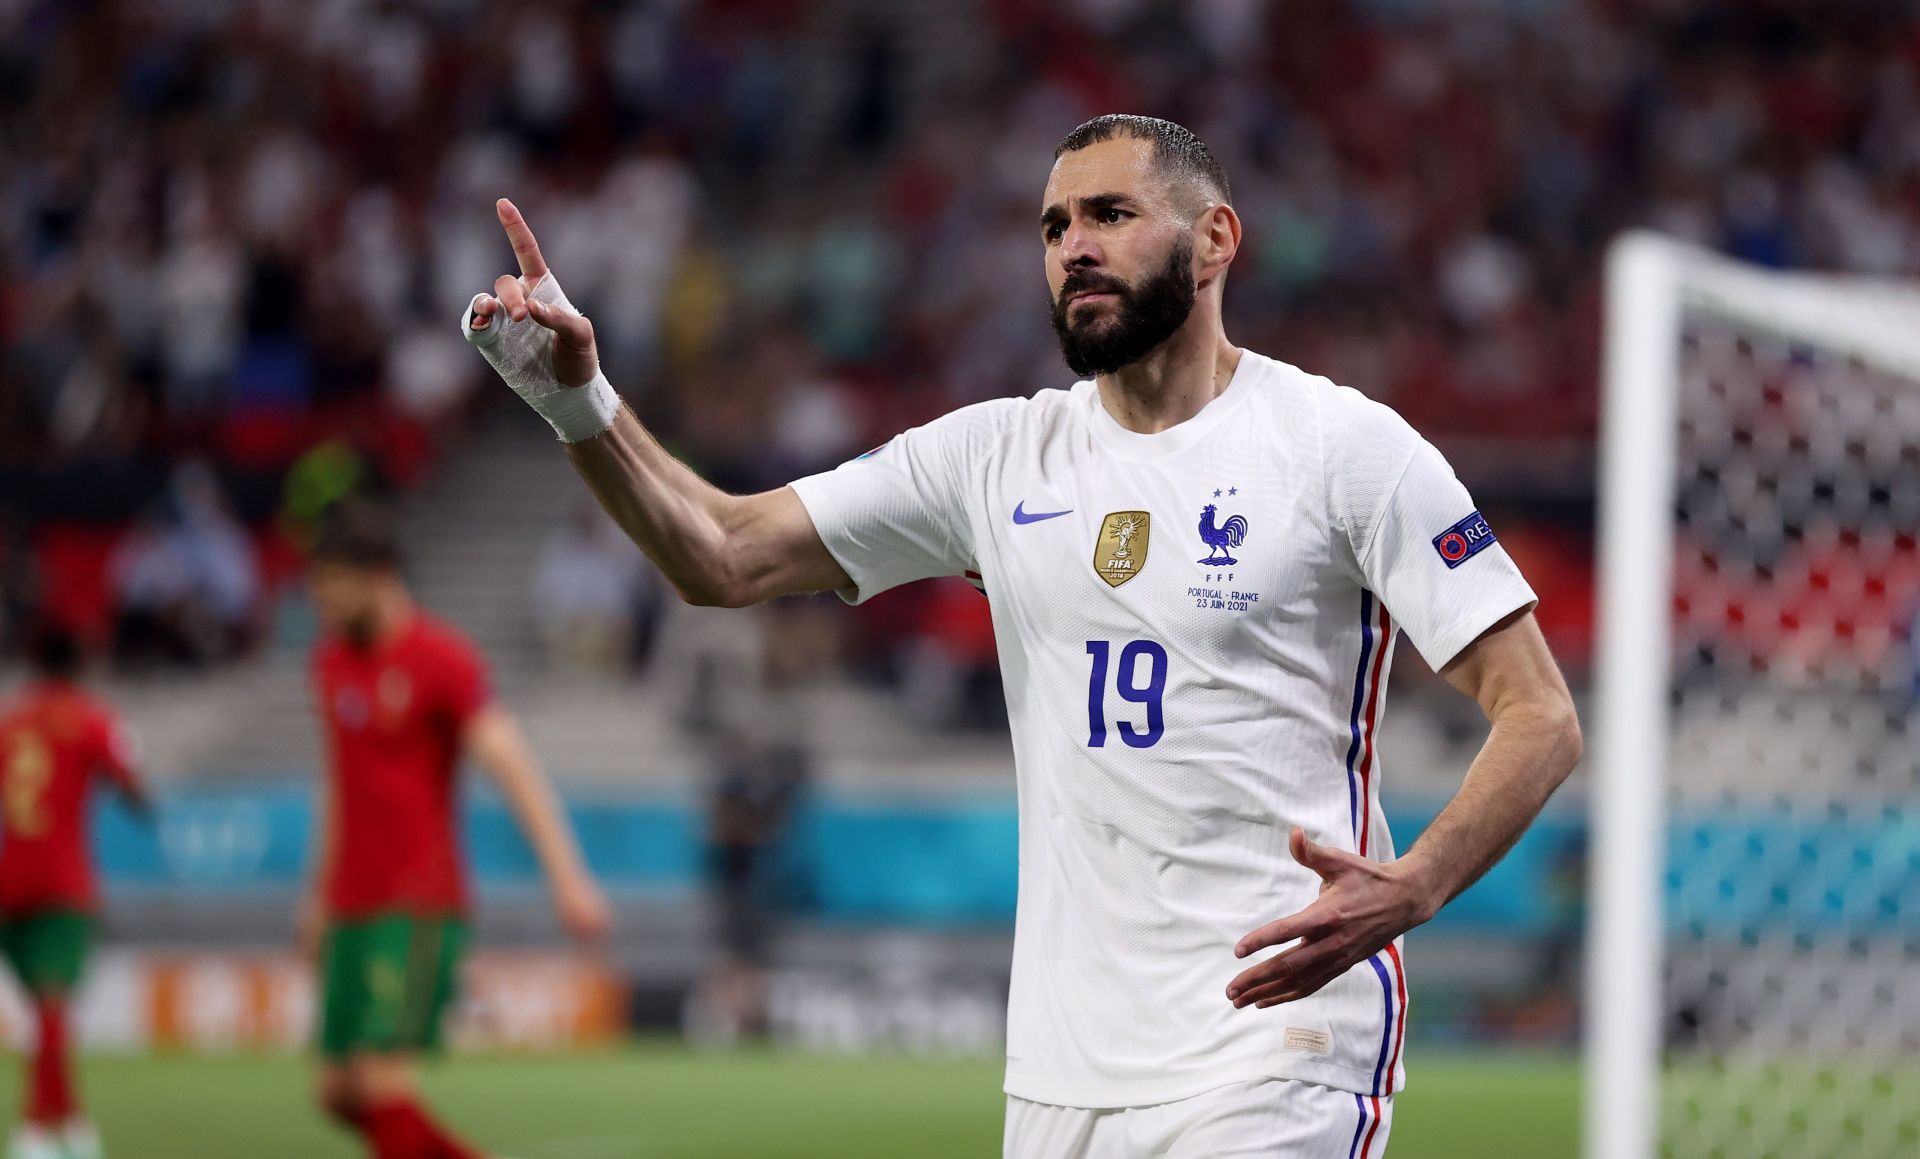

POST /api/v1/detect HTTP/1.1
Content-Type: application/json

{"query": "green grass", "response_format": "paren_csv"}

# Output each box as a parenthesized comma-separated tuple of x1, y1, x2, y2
(0, 1045, 1581, 1157)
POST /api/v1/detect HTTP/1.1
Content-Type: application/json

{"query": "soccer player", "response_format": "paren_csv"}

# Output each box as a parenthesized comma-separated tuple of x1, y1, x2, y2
(300, 500, 611, 1159)
(463, 115, 1582, 1157)
(1, 627, 148, 1159)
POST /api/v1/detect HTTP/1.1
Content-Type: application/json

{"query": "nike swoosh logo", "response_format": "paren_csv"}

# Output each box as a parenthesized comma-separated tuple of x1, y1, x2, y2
(1013, 502, 1074, 525)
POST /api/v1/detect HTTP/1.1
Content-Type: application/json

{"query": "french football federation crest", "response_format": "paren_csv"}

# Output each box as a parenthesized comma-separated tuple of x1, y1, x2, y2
(1094, 511, 1151, 587)
(1196, 503, 1249, 565)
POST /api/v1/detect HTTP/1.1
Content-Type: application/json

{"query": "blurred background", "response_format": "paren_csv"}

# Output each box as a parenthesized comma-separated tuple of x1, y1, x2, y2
(0, 0, 1916, 1155)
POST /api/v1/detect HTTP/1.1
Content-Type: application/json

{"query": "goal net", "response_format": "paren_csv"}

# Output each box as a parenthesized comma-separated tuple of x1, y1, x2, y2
(1590, 234, 1920, 1159)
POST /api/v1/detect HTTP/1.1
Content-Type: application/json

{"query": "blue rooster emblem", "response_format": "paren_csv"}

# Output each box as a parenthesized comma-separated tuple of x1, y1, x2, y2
(1197, 503, 1249, 565)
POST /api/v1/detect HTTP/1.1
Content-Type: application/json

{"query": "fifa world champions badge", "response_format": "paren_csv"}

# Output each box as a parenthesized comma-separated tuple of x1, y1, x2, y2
(1094, 511, 1151, 588)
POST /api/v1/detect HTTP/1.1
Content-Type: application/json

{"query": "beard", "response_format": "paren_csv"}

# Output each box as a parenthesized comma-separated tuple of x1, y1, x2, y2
(1050, 235, 1197, 377)
(341, 613, 379, 650)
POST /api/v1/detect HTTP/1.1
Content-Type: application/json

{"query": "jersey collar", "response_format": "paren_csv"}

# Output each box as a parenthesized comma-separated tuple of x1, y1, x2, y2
(1083, 351, 1263, 461)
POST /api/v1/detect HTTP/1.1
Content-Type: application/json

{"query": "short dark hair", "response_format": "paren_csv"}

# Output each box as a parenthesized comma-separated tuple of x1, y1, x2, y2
(1054, 114, 1231, 209)
(26, 622, 83, 680)
(311, 497, 404, 571)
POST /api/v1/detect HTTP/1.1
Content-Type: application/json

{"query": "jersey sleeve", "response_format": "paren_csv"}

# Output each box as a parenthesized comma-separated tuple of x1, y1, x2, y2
(433, 632, 495, 729)
(91, 710, 143, 790)
(1326, 389, 1538, 671)
(786, 402, 997, 605)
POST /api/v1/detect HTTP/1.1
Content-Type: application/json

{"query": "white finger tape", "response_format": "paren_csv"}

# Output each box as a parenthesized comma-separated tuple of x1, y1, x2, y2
(460, 277, 619, 443)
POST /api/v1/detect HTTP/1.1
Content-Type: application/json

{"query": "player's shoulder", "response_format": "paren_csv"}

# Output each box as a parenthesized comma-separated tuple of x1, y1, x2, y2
(2, 682, 106, 728)
(0, 689, 28, 734)
(925, 388, 1073, 438)
(1246, 354, 1420, 451)
(879, 388, 1077, 467)
(1239, 353, 1430, 530)
(65, 690, 132, 758)
(1243, 354, 1425, 491)
(309, 629, 347, 666)
(65, 686, 124, 731)
(406, 613, 488, 669)
(0, 687, 106, 754)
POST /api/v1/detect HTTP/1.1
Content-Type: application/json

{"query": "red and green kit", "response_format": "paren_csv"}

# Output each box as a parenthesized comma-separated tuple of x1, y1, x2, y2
(0, 683, 139, 993)
(311, 615, 493, 1056)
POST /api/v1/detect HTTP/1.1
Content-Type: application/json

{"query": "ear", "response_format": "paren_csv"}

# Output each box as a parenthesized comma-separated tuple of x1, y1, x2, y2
(1195, 203, 1241, 286)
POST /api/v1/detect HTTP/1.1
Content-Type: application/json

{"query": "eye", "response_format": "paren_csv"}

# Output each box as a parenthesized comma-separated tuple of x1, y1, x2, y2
(1099, 207, 1129, 225)
(1044, 222, 1064, 244)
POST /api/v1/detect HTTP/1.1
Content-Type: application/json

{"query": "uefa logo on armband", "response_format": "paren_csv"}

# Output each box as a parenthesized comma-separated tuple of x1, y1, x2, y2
(1432, 511, 1497, 569)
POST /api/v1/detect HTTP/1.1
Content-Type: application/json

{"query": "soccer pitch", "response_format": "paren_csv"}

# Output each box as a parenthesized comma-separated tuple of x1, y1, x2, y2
(0, 1045, 1581, 1157)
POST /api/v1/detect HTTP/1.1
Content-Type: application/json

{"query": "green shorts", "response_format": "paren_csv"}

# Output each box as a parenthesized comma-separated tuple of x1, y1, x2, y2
(0, 910, 93, 993)
(319, 913, 466, 1059)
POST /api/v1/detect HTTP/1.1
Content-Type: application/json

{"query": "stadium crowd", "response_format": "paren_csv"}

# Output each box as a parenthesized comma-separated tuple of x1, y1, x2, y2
(2, 0, 1914, 680)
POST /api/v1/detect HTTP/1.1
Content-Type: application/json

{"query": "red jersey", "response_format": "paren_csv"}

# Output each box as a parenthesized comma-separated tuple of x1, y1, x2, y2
(312, 614, 493, 918)
(0, 681, 140, 915)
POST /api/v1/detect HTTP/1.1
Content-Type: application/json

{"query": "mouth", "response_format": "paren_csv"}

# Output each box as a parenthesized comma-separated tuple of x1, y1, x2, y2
(1068, 290, 1119, 308)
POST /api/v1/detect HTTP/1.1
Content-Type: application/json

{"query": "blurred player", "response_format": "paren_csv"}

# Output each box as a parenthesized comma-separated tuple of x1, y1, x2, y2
(1, 627, 148, 1159)
(463, 115, 1582, 1157)
(300, 500, 610, 1159)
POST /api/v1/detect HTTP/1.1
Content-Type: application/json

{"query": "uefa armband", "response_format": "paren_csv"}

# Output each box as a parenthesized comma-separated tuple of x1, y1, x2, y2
(460, 275, 619, 444)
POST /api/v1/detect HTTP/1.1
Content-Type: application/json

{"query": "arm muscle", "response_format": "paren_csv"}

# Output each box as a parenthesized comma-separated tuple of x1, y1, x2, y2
(464, 706, 587, 884)
(564, 408, 850, 606)
(1401, 610, 1583, 916)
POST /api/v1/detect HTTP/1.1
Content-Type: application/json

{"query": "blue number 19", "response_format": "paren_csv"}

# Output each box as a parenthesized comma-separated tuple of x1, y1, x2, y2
(1085, 639, 1167, 748)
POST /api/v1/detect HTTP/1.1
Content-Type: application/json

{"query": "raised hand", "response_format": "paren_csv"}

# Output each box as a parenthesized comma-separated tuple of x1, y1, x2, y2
(462, 198, 618, 442)
(466, 199, 600, 387)
(1225, 828, 1438, 1009)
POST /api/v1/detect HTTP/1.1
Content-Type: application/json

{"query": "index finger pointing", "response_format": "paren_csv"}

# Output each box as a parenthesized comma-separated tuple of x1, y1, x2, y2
(496, 198, 548, 280)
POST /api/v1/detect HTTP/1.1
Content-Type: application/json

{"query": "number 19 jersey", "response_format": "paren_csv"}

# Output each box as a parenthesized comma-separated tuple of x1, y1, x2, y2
(788, 351, 1537, 1108)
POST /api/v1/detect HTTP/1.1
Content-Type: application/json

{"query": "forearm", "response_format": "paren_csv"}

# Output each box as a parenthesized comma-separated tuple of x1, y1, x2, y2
(472, 713, 589, 886)
(304, 784, 338, 912)
(564, 407, 743, 604)
(566, 407, 850, 606)
(1398, 694, 1581, 919)
(1228, 614, 1579, 1008)
(505, 768, 589, 885)
(107, 760, 155, 820)
(120, 780, 156, 821)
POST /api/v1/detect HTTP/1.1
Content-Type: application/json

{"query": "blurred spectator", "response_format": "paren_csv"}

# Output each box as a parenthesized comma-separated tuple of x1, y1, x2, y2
(107, 463, 259, 668)
(900, 578, 1004, 731)
(0, 506, 40, 653)
(108, 512, 198, 668)
(529, 506, 658, 677)
(169, 461, 259, 635)
(10, 0, 1920, 683)
(696, 734, 811, 1044)
(688, 598, 832, 1044)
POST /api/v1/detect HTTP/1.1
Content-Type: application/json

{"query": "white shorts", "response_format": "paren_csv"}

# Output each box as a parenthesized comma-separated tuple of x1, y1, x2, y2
(1004, 1077, 1394, 1159)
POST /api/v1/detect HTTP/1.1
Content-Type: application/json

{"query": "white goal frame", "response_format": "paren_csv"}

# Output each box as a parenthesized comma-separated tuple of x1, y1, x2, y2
(1589, 232, 1920, 1159)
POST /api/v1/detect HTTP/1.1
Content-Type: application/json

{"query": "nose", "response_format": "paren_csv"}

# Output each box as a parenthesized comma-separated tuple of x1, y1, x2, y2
(1059, 221, 1102, 269)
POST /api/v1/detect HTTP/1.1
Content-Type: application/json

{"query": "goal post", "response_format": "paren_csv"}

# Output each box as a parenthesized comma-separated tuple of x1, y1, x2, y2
(1590, 232, 1920, 1159)
(1590, 234, 1681, 1159)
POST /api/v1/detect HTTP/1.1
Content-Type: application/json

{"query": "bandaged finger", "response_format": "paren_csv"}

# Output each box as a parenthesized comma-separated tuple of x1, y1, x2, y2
(459, 276, 618, 443)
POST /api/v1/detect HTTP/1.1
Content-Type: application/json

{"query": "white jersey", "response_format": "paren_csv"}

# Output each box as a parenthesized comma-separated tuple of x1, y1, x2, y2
(789, 350, 1536, 1109)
